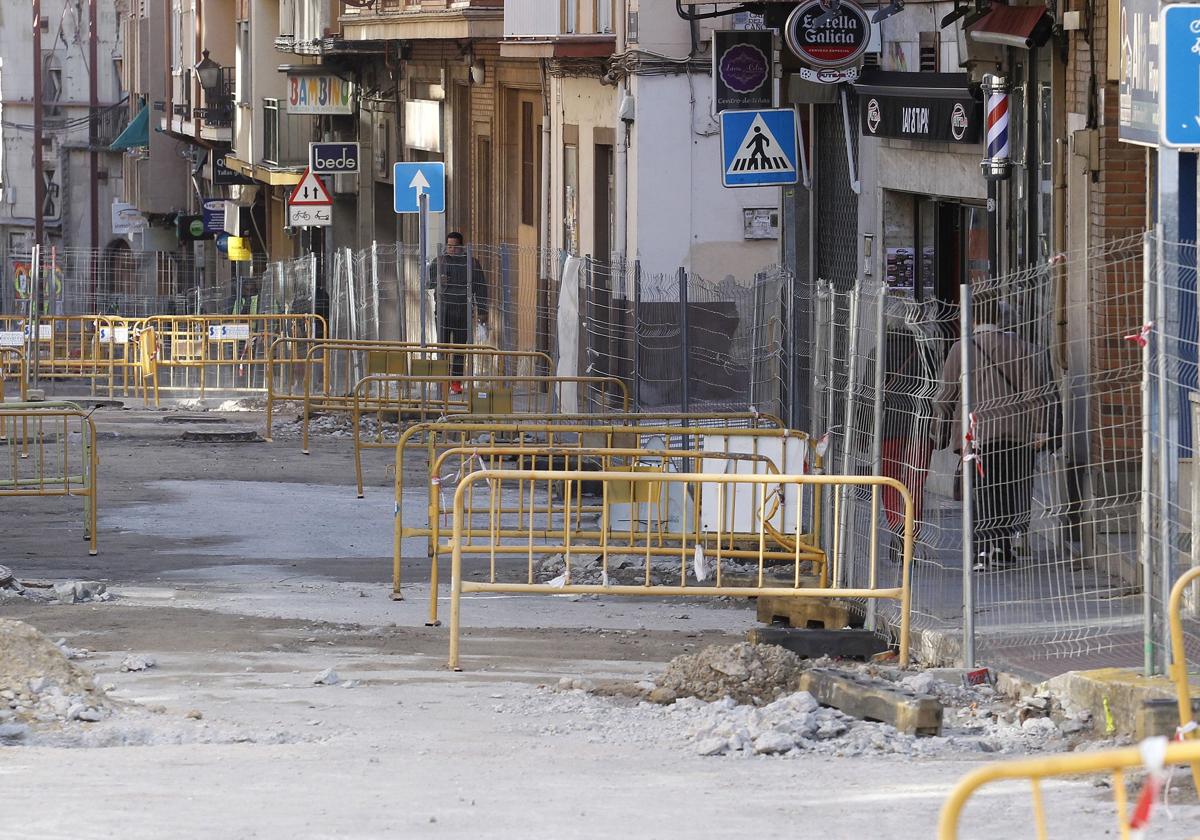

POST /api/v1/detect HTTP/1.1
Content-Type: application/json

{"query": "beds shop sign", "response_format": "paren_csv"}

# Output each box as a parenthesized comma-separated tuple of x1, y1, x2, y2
(784, 0, 871, 84)
(861, 94, 981, 144)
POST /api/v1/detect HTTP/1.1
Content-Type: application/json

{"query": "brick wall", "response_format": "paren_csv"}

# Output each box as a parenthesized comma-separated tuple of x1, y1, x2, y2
(1064, 0, 1149, 470)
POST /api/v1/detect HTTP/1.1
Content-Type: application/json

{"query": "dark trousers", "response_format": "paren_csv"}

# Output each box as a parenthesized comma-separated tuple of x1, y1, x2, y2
(972, 440, 1035, 557)
(440, 319, 468, 379)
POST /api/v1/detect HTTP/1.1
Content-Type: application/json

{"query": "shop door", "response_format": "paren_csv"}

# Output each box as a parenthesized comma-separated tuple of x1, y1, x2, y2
(931, 201, 988, 304)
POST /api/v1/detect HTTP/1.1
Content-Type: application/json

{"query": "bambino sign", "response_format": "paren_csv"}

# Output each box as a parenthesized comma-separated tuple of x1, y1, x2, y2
(287, 73, 355, 115)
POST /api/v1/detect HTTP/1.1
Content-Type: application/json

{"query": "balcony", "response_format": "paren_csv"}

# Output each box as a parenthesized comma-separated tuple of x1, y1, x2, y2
(501, 0, 614, 59)
(261, 98, 310, 169)
(194, 67, 235, 142)
(340, 0, 502, 43)
(88, 105, 127, 150)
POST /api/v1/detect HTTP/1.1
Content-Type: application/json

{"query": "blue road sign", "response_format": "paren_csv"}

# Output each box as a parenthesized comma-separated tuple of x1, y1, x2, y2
(393, 162, 446, 213)
(1161, 4, 1200, 147)
(720, 108, 798, 188)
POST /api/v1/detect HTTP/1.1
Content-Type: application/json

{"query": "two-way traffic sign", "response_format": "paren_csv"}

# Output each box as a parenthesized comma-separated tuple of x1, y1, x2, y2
(393, 162, 445, 213)
(720, 108, 799, 188)
(288, 168, 333, 228)
(1160, 4, 1200, 147)
(289, 168, 333, 205)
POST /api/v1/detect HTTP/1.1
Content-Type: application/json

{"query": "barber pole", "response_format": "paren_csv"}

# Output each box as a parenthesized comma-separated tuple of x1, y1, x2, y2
(980, 74, 1011, 180)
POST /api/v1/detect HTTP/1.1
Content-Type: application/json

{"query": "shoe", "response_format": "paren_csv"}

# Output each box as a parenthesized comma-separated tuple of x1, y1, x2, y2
(449, 381, 463, 395)
(972, 545, 1016, 572)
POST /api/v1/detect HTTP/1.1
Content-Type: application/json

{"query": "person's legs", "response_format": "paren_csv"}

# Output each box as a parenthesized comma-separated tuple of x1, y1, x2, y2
(971, 442, 1008, 569)
(443, 319, 468, 380)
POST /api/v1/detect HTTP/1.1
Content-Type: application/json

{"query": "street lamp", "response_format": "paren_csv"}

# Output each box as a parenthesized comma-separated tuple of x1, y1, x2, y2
(194, 49, 221, 92)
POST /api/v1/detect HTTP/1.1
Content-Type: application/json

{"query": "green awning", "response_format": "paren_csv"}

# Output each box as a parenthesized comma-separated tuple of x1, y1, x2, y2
(109, 104, 149, 150)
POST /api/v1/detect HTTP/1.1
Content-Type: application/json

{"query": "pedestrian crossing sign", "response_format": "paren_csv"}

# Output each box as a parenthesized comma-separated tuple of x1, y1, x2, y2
(720, 108, 799, 188)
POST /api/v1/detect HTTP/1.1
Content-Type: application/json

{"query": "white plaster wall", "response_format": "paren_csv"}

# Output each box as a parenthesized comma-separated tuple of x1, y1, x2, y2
(0, 0, 122, 245)
(549, 76, 615, 259)
(628, 72, 779, 283)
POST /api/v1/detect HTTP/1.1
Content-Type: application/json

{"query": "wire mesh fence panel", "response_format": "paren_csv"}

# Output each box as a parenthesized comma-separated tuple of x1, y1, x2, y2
(633, 267, 787, 418)
(258, 253, 319, 316)
(0, 248, 208, 317)
(816, 234, 1187, 674)
(1147, 234, 1200, 681)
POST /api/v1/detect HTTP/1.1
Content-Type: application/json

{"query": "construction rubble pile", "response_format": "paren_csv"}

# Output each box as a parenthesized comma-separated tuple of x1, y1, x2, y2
(0, 619, 114, 742)
(530, 643, 1108, 760)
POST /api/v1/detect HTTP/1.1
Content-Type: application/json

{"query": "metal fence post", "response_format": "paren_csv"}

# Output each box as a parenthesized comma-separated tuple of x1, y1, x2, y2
(418, 192, 429, 347)
(1141, 229, 1156, 675)
(371, 240, 381, 340)
(866, 282, 887, 631)
(960, 280, 977, 669)
(679, 266, 690, 416)
(500, 246, 513, 352)
(835, 285, 862, 589)
(1155, 224, 1174, 677)
(29, 244, 41, 389)
(633, 260, 641, 411)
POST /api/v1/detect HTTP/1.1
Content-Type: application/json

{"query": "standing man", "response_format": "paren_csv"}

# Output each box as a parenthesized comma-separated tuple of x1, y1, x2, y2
(427, 232, 488, 394)
(936, 294, 1050, 571)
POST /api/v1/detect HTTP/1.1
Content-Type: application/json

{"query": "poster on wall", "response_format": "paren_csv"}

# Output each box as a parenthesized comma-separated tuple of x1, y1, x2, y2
(884, 247, 914, 290)
(1118, 0, 1159, 146)
(713, 30, 775, 113)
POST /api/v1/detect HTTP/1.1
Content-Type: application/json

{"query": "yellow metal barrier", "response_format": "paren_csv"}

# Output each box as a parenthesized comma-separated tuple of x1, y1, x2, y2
(284, 342, 554, 452)
(1169, 565, 1200, 795)
(391, 419, 814, 596)
(418, 443, 822, 625)
(363, 409, 783, 500)
(0, 316, 145, 397)
(444, 469, 910, 669)
(140, 314, 325, 403)
(937, 738, 1200, 839)
(437, 410, 789, 430)
(263, 338, 507, 437)
(353, 374, 632, 494)
(0, 347, 27, 402)
(267, 338, 517, 432)
(0, 402, 99, 554)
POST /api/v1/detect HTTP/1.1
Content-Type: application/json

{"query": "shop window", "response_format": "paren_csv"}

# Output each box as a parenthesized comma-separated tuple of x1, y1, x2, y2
(882, 190, 988, 304)
(521, 101, 535, 226)
(918, 32, 939, 73)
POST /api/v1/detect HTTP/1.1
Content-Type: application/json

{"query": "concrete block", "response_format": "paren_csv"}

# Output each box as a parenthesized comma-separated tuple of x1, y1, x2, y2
(1045, 668, 1197, 737)
(797, 667, 943, 736)
(747, 627, 889, 661)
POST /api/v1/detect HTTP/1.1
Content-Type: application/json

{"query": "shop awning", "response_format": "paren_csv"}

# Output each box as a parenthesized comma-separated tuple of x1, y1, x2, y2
(853, 71, 982, 145)
(854, 71, 975, 100)
(109, 104, 149, 150)
(966, 3, 1053, 49)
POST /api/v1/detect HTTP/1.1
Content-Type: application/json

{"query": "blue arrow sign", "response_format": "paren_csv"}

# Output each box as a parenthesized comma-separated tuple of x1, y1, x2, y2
(720, 108, 799, 188)
(393, 162, 446, 213)
(1161, 4, 1200, 147)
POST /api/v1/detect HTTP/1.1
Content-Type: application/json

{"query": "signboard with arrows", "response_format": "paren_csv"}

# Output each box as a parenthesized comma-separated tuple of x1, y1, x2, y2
(392, 162, 445, 213)
(287, 168, 333, 228)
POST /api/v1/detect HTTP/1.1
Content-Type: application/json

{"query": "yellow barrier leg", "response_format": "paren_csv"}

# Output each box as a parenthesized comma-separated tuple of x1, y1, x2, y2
(1168, 565, 1200, 797)
(447, 482, 467, 671)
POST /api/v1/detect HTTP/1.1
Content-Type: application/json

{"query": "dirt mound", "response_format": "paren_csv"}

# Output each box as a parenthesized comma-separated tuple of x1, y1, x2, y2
(657, 642, 805, 706)
(0, 619, 111, 737)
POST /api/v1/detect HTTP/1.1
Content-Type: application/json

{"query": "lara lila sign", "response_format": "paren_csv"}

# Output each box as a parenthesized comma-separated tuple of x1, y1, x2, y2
(713, 30, 774, 113)
(784, 0, 871, 69)
(721, 43, 768, 93)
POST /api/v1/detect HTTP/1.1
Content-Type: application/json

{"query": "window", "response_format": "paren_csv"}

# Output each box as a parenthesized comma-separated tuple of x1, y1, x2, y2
(476, 136, 492, 244)
(521, 101, 535, 226)
(263, 98, 279, 164)
(918, 32, 939, 73)
(596, 0, 613, 33)
(563, 0, 577, 33)
(237, 21, 250, 105)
